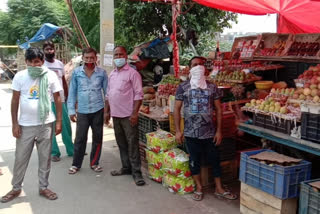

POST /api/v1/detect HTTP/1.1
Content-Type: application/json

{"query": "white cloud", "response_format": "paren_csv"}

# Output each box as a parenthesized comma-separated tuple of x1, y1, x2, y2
(224, 14, 277, 34)
(0, 0, 8, 12)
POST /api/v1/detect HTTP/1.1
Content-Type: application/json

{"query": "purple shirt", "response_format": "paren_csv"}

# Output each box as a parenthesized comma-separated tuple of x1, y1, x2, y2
(106, 64, 143, 118)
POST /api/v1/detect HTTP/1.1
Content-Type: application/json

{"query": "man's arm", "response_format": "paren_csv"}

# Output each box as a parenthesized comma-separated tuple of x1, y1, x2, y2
(62, 75, 68, 100)
(67, 71, 77, 122)
(130, 71, 144, 126)
(213, 99, 222, 145)
(53, 92, 62, 135)
(104, 99, 111, 125)
(11, 90, 21, 138)
(174, 100, 183, 144)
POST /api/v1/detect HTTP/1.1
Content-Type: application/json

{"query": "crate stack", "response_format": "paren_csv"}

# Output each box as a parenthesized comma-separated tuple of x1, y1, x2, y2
(145, 130, 177, 183)
(301, 104, 320, 143)
(138, 114, 170, 144)
(299, 179, 320, 214)
(239, 149, 312, 214)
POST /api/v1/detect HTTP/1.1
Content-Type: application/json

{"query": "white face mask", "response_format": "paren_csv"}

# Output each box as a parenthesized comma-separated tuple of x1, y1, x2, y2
(190, 65, 207, 89)
(114, 58, 126, 68)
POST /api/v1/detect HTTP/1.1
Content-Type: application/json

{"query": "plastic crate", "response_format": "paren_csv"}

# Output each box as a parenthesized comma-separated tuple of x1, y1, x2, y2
(239, 149, 312, 199)
(301, 112, 320, 143)
(138, 114, 170, 144)
(299, 179, 320, 214)
(253, 113, 295, 135)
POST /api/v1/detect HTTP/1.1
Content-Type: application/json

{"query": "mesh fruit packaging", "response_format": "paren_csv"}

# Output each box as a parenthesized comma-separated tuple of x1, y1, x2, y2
(148, 165, 163, 183)
(145, 149, 163, 169)
(162, 173, 195, 195)
(146, 130, 177, 153)
(163, 148, 192, 178)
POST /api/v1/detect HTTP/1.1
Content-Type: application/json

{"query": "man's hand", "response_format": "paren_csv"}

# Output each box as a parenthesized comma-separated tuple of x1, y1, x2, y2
(175, 131, 184, 145)
(213, 131, 222, 146)
(55, 120, 62, 135)
(104, 112, 110, 125)
(70, 114, 77, 122)
(129, 113, 139, 126)
(12, 123, 22, 138)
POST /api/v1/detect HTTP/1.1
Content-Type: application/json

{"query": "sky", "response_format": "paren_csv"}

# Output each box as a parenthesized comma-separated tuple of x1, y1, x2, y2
(0, 0, 276, 33)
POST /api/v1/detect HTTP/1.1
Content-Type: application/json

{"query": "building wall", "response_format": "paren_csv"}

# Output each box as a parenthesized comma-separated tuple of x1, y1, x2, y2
(100, 0, 114, 74)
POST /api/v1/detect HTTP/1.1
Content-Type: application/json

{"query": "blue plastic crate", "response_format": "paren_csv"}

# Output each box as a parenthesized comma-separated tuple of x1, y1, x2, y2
(299, 179, 320, 214)
(239, 149, 312, 199)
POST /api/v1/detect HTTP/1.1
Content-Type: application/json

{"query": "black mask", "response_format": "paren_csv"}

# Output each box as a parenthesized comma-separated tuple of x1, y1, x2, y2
(45, 53, 55, 60)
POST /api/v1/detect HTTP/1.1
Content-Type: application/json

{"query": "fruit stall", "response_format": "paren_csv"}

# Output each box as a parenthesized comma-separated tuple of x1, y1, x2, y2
(138, 32, 320, 213)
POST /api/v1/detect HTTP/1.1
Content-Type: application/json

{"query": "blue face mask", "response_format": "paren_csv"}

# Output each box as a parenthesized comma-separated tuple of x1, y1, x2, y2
(114, 58, 126, 68)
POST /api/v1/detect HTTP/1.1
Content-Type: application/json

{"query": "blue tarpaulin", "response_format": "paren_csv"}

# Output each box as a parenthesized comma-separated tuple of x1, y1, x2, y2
(19, 23, 60, 49)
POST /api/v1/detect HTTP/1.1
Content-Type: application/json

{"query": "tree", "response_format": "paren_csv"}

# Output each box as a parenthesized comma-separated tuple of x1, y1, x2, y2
(0, 0, 100, 51)
(115, 0, 237, 53)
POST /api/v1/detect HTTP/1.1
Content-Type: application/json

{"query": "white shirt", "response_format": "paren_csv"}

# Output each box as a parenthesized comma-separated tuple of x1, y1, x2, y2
(12, 68, 62, 126)
(44, 59, 65, 102)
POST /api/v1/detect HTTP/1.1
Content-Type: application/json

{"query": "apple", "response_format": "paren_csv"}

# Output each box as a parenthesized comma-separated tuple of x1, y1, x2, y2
(259, 105, 264, 110)
(251, 99, 256, 105)
(318, 83, 320, 90)
(270, 101, 275, 106)
(317, 77, 320, 82)
(311, 89, 319, 97)
(275, 102, 281, 107)
(245, 103, 251, 107)
(313, 96, 320, 102)
(299, 94, 306, 100)
(269, 106, 275, 112)
(307, 95, 313, 101)
(264, 105, 270, 112)
(271, 88, 276, 93)
(274, 106, 281, 113)
(304, 88, 312, 96)
(256, 100, 262, 105)
(280, 107, 288, 114)
(310, 84, 318, 89)
(293, 94, 299, 99)
(305, 83, 311, 89)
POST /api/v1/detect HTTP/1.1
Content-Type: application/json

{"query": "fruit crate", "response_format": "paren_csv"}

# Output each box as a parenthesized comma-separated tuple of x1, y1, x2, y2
(239, 149, 312, 199)
(299, 179, 320, 214)
(138, 114, 170, 144)
(253, 113, 296, 135)
(301, 112, 320, 143)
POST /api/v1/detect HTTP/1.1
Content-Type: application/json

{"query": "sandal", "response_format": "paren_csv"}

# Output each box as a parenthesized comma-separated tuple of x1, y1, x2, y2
(68, 166, 79, 174)
(39, 189, 58, 200)
(214, 191, 237, 200)
(192, 191, 203, 201)
(1, 189, 21, 203)
(91, 165, 103, 173)
(51, 156, 61, 162)
(110, 168, 132, 176)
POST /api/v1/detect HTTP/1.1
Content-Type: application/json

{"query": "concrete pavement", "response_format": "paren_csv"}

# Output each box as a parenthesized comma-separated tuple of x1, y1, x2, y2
(0, 81, 240, 214)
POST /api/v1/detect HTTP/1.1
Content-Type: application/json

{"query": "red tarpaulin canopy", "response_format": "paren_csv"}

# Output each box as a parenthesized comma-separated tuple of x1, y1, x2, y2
(192, 0, 320, 34)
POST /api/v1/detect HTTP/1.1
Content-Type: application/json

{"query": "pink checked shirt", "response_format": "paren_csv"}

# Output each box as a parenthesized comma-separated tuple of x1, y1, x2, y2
(106, 64, 144, 118)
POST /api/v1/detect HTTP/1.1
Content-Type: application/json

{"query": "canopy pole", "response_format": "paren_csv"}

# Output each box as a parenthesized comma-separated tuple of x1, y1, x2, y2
(172, 0, 180, 77)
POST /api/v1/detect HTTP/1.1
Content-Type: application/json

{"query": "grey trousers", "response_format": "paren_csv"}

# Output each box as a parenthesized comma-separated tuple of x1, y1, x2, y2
(12, 123, 53, 191)
(113, 117, 141, 176)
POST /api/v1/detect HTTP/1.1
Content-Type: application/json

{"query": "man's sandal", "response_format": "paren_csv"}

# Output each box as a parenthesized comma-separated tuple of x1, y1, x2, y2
(39, 189, 58, 200)
(68, 166, 79, 174)
(51, 156, 61, 162)
(1, 190, 21, 203)
(214, 191, 237, 200)
(110, 168, 132, 176)
(192, 191, 203, 201)
(91, 165, 103, 172)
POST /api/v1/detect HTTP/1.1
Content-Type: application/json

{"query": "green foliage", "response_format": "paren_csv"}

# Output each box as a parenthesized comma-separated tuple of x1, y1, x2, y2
(115, 0, 237, 53)
(0, 0, 100, 51)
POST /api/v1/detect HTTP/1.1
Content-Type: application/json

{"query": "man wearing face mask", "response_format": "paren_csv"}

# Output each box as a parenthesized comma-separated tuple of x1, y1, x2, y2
(67, 47, 108, 174)
(43, 41, 74, 162)
(174, 56, 237, 201)
(104, 46, 145, 186)
(1, 47, 62, 202)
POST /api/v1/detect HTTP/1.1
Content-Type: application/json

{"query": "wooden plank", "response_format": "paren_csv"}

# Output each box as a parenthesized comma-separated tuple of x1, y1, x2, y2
(241, 183, 298, 214)
(240, 204, 260, 214)
(241, 191, 281, 214)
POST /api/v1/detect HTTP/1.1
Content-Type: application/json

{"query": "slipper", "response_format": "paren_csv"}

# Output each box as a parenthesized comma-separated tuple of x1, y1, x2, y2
(110, 169, 132, 176)
(91, 165, 103, 173)
(214, 191, 237, 200)
(39, 189, 58, 200)
(51, 156, 61, 162)
(1, 190, 21, 203)
(192, 191, 203, 201)
(133, 176, 146, 186)
(68, 166, 79, 174)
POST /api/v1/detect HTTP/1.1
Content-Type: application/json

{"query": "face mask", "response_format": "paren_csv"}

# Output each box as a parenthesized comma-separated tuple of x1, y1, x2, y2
(190, 65, 207, 89)
(45, 53, 55, 60)
(27, 66, 43, 74)
(114, 58, 126, 68)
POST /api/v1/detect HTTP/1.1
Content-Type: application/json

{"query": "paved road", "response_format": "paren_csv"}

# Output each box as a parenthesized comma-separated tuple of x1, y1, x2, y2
(0, 81, 240, 214)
